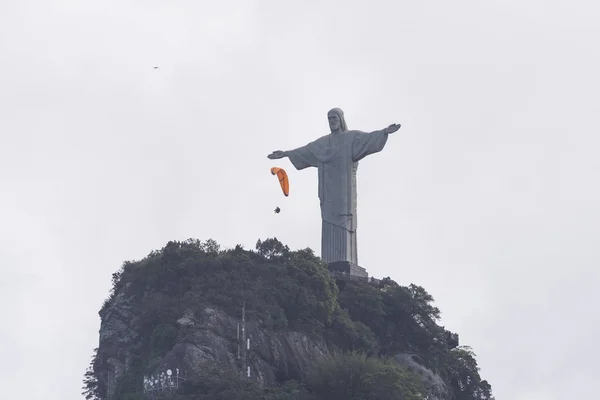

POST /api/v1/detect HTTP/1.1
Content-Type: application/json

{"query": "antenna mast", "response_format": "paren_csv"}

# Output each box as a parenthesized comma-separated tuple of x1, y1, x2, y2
(238, 300, 251, 378)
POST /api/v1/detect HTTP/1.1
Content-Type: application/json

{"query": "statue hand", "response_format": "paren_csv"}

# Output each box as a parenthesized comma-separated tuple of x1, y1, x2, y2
(384, 123, 401, 134)
(268, 150, 287, 159)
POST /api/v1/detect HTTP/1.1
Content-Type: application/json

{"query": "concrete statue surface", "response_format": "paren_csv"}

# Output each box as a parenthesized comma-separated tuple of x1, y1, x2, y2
(268, 108, 400, 275)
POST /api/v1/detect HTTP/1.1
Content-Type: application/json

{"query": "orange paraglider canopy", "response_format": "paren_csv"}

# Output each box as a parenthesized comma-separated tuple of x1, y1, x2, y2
(270, 167, 289, 197)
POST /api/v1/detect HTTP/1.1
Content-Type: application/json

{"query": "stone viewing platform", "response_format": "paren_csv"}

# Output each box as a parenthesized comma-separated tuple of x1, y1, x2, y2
(328, 261, 368, 277)
(328, 261, 380, 284)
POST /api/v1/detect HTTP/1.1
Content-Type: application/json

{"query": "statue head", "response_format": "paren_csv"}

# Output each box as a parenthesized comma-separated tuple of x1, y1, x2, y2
(327, 108, 348, 134)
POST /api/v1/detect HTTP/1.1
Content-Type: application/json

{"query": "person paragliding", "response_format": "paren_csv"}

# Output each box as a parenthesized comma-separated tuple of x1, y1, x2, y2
(270, 167, 289, 214)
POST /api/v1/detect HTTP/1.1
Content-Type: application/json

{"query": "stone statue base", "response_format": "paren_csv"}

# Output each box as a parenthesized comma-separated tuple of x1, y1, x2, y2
(327, 261, 368, 278)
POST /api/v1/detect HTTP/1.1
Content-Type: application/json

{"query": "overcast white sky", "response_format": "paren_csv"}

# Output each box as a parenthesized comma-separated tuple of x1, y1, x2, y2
(1, 1, 599, 399)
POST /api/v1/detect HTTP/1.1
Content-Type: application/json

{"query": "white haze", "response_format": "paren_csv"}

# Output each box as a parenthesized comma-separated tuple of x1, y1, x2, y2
(1, 1, 599, 399)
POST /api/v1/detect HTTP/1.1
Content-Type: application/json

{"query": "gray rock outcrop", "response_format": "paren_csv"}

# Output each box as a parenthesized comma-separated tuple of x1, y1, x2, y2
(96, 284, 450, 400)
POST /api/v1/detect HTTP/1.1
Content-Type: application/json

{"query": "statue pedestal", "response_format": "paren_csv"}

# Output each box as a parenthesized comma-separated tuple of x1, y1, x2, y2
(327, 261, 368, 278)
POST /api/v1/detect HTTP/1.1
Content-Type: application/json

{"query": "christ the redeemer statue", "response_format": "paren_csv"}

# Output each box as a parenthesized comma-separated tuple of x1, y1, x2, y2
(268, 107, 400, 269)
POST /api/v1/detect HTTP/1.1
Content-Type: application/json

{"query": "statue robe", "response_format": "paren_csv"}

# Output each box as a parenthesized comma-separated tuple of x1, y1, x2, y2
(286, 129, 389, 265)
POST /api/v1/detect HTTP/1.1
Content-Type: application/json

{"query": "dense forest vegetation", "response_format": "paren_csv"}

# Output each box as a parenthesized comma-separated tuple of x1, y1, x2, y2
(83, 238, 494, 400)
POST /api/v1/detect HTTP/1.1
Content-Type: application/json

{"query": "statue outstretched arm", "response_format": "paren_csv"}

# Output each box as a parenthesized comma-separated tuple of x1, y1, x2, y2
(383, 123, 401, 134)
(267, 150, 288, 160)
(352, 123, 400, 162)
(268, 141, 321, 170)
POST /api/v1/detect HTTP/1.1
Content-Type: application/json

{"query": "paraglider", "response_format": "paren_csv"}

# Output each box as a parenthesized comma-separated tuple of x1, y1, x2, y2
(270, 167, 289, 197)
(270, 167, 289, 214)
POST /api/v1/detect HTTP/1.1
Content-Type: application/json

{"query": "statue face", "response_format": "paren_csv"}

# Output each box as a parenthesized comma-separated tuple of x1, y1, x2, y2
(328, 113, 341, 132)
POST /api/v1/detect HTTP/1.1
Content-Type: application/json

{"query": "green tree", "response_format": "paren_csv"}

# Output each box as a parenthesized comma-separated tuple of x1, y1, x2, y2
(173, 363, 274, 400)
(445, 346, 495, 400)
(81, 348, 100, 400)
(256, 237, 290, 259)
(306, 352, 426, 400)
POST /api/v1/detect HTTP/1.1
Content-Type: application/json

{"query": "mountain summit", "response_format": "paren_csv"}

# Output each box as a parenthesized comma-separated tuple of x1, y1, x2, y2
(82, 238, 494, 400)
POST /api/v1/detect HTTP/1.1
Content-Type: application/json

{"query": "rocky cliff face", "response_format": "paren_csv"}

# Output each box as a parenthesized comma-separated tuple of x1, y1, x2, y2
(96, 282, 449, 400)
(96, 286, 137, 400)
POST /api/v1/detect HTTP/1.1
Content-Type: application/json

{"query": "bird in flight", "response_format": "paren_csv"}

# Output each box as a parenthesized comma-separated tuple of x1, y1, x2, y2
(153, 66, 159, 69)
